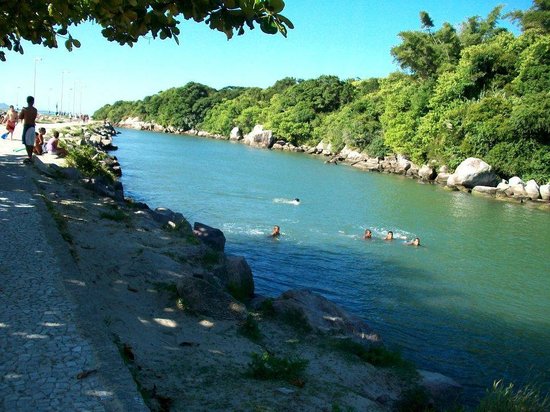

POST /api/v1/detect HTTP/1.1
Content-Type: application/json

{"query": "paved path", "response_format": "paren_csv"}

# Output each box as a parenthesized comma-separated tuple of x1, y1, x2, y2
(0, 139, 146, 411)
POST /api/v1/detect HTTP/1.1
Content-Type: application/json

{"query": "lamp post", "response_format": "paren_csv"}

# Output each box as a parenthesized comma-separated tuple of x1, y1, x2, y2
(60, 70, 70, 115)
(16, 86, 21, 109)
(33, 57, 43, 97)
(73, 80, 77, 116)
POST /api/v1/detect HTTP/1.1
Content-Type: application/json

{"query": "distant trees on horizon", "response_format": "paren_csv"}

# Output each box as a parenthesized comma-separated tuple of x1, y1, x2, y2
(94, 1, 550, 182)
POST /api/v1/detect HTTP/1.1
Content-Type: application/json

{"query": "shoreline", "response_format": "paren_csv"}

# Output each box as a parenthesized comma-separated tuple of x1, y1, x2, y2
(0, 122, 468, 409)
(115, 120, 550, 210)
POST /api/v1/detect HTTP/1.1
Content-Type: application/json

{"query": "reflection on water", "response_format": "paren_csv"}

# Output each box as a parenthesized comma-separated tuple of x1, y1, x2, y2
(116, 129, 550, 403)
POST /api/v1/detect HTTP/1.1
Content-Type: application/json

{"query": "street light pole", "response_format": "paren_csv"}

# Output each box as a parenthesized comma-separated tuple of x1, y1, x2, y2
(60, 70, 69, 115)
(73, 80, 77, 116)
(33, 57, 42, 97)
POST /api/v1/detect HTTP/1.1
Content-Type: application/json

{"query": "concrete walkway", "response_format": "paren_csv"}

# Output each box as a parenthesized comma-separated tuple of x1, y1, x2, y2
(0, 138, 146, 411)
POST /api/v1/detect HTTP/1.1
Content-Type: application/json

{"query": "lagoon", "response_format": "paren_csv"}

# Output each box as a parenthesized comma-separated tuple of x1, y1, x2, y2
(115, 128, 550, 403)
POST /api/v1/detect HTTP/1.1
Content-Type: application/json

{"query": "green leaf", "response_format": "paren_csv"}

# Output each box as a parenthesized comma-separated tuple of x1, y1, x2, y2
(267, 0, 284, 14)
(260, 17, 278, 34)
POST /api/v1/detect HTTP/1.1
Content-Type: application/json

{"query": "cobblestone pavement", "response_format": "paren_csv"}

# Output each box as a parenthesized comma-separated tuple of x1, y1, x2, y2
(0, 142, 146, 411)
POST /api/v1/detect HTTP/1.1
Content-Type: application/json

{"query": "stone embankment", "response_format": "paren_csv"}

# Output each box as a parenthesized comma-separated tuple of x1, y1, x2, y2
(117, 117, 549, 207)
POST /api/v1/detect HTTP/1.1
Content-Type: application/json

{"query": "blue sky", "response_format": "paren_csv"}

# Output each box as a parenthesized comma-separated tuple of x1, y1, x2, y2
(0, 0, 533, 114)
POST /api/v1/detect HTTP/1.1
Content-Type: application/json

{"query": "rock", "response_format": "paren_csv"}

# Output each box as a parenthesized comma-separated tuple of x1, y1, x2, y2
(418, 370, 462, 407)
(229, 127, 242, 141)
(152, 208, 187, 228)
(214, 255, 254, 301)
(472, 186, 497, 196)
(176, 276, 246, 320)
(315, 141, 333, 156)
(508, 176, 524, 186)
(396, 155, 411, 174)
(419, 165, 436, 181)
(243, 125, 274, 149)
(511, 184, 528, 198)
(272, 143, 284, 150)
(447, 158, 499, 188)
(435, 173, 450, 184)
(540, 184, 550, 201)
(525, 180, 540, 200)
(340, 146, 365, 163)
(193, 222, 226, 252)
(272, 289, 380, 342)
(438, 165, 448, 173)
(60, 167, 82, 180)
(406, 164, 420, 178)
(496, 182, 513, 198)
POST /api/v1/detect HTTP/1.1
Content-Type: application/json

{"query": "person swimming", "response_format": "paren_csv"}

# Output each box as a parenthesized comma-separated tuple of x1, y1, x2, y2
(270, 225, 281, 238)
(407, 237, 420, 246)
(384, 231, 394, 241)
(363, 229, 372, 239)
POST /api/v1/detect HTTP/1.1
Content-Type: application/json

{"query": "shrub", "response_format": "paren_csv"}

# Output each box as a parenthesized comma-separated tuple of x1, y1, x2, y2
(247, 352, 308, 385)
(475, 380, 550, 412)
(65, 145, 114, 181)
(238, 314, 262, 342)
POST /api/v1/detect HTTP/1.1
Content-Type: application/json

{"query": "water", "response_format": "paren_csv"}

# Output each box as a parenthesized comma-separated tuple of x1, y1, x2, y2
(114, 129, 550, 403)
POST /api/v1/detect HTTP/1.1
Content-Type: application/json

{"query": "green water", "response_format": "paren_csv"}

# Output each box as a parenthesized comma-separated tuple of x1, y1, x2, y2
(115, 129, 550, 402)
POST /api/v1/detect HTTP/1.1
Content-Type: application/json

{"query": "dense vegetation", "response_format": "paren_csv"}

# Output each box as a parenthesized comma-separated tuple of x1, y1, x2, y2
(94, 1, 550, 182)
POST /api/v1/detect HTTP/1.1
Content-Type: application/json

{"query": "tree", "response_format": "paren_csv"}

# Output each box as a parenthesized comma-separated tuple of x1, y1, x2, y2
(0, 0, 293, 61)
(508, 0, 550, 34)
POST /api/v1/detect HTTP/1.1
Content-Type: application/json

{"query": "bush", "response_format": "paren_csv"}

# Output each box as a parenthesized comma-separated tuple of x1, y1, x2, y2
(475, 380, 550, 412)
(65, 145, 114, 181)
(247, 352, 308, 385)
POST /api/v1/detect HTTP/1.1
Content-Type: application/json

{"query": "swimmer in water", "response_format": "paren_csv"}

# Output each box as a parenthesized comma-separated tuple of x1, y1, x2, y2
(407, 237, 420, 246)
(293, 198, 300, 204)
(384, 231, 394, 241)
(363, 229, 372, 239)
(270, 225, 281, 238)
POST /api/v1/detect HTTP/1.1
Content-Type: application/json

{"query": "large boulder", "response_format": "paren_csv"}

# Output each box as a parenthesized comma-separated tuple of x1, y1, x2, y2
(418, 370, 462, 408)
(315, 141, 333, 156)
(340, 146, 366, 163)
(419, 165, 437, 181)
(243, 125, 274, 149)
(511, 184, 528, 198)
(176, 276, 246, 320)
(435, 173, 451, 184)
(447, 158, 499, 188)
(508, 176, 524, 186)
(540, 184, 550, 201)
(193, 222, 226, 252)
(396, 155, 411, 175)
(472, 186, 497, 196)
(524, 180, 540, 200)
(272, 289, 380, 342)
(214, 255, 254, 301)
(496, 182, 513, 198)
(229, 126, 242, 141)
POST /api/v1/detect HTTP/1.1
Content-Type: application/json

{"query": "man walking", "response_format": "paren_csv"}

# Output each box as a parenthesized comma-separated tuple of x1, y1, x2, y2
(19, 96, 38, 164)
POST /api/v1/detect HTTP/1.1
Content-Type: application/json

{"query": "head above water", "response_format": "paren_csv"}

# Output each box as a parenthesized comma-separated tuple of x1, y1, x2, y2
(412, 237, 420, 246)
(364, 229, 372, 239)
(385, 231, 394, 240)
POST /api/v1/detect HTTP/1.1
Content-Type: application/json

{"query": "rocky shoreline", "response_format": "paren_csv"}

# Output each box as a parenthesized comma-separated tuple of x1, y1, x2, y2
(117, 117, 550, 208)
(35, 122, 467, 410)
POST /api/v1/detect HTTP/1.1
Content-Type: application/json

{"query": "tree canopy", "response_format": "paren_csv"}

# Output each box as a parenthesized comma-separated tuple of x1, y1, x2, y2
(0, 0, 293, 61)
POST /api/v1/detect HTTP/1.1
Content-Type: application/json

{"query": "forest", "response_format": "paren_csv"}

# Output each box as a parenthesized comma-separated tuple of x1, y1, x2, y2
(94, 1, 550, 182)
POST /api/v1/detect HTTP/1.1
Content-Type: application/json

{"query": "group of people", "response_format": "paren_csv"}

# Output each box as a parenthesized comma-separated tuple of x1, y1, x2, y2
(269, 225, 420, 246)
(2, 96, 67, 164)
(364, 229, 420, 246)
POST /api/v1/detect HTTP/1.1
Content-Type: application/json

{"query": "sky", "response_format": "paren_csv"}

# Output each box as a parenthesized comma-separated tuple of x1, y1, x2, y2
(0, 0, 533, 115)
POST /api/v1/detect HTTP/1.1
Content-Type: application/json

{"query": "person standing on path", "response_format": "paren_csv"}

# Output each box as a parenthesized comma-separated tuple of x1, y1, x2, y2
(18, 96, 38, 164)
(4, 105, 18, 140)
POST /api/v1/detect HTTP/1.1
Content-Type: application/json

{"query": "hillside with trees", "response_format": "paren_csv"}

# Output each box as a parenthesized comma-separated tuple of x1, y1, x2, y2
(94, 1, 550, 182)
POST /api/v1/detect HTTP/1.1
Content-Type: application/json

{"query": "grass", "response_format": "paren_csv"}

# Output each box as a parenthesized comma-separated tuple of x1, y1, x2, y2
(99, 209, 129, 222)
(238, 314, 262, 342)
(475, 380, 550, 412)
(65, 144, 115, 181)
(247, 351, 308, 386)
(280, 308, 312, 334)
(395, 386, 435, 412)
(329, 338, 414, 371)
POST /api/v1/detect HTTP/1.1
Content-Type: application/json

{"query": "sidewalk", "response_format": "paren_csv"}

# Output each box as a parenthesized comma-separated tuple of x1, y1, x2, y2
(0, 138, 146, 411)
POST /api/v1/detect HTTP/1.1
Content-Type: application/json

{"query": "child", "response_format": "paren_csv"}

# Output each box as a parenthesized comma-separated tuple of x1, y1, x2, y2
(33, 127, 46, 155)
